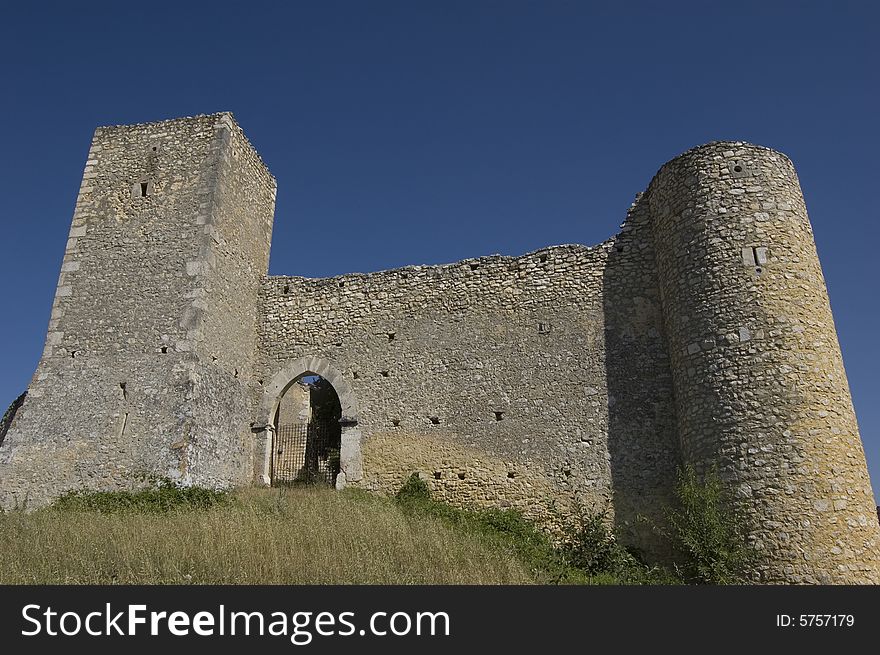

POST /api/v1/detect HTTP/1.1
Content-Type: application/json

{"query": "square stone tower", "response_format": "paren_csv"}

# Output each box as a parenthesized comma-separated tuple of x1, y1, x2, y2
(0, 113, 276, 506)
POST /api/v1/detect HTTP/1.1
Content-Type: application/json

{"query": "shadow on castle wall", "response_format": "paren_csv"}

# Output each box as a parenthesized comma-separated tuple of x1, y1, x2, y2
(602, 193, 680, 563)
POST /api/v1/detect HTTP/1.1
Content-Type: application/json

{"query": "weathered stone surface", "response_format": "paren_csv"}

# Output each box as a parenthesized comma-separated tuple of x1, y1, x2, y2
(1, 115, 878, 583)
(0, 113, 275, 501)
(649, 143, 880, 583)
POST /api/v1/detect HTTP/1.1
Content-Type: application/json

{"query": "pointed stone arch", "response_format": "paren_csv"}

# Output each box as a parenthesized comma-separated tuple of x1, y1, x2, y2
(256, 356, 361, 489)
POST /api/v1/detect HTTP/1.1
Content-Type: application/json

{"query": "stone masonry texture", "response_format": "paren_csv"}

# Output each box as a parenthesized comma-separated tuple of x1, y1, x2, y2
(1, 113, 878, 583)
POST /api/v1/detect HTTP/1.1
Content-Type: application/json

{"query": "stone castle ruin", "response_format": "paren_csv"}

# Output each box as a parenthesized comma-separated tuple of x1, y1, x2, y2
(1, 113, 878, 583)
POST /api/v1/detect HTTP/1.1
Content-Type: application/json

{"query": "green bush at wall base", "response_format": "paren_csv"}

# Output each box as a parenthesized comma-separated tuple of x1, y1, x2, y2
(53, 480, 231, 514)
(664, 465, 753, 584)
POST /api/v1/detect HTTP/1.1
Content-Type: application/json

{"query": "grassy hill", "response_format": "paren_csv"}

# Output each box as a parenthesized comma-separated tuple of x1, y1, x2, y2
(0, 485, 539, 584)
(0, 464, 763, 585)
(0, 476, 685, 585)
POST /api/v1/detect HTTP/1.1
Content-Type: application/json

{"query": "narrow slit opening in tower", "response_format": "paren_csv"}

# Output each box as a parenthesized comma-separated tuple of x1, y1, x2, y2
(140, 182, 149, 197)
(272, 373, 342, 488)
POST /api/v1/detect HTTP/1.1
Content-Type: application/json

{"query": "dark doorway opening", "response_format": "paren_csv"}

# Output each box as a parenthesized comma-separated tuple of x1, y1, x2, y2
(271, 375, 342, 487)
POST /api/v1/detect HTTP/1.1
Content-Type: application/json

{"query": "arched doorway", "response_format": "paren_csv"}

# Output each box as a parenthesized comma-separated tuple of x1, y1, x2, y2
(257, 356, 362, 489)
(271, 374, 341, 486)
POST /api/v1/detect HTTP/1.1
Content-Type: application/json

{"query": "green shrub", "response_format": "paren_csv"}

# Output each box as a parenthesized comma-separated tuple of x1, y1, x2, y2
(664, 465, 752, 584)
(395, 472, 431, 504)
(558, 509, 624, 575)
(557, 508, 679, 584)
(53, 479, 231, 514)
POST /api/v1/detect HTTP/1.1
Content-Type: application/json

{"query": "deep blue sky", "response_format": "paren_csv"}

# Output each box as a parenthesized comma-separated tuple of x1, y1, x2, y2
(1, 2, 878, 498)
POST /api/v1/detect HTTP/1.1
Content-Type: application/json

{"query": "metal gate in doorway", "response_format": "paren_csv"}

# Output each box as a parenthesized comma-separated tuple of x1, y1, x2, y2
(271, 422, 340, 486)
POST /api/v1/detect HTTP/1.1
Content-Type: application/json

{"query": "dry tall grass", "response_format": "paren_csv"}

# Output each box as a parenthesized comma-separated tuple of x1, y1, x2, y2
(0, 487, 532, 584)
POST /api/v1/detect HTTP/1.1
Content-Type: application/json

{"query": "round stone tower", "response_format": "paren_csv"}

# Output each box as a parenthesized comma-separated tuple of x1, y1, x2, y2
(647, 141, 880, 583)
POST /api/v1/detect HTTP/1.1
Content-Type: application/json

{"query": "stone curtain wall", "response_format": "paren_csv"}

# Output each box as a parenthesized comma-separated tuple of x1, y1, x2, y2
(258, 232, 679, 556)
(0, 114, 274, 507)
(648, 142, 880, 583)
